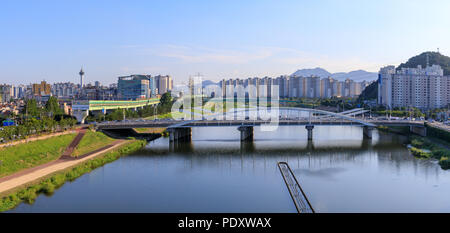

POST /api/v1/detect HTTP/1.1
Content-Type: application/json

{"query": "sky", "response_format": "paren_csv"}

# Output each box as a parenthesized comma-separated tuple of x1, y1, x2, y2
(1, 0, 450, 85)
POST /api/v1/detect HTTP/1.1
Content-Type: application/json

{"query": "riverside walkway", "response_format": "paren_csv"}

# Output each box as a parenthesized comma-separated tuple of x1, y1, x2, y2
(0, 137, 126, 195)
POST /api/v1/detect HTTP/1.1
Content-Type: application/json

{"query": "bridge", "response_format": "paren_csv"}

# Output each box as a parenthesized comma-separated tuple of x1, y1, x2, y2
(72, 98, 160, 123)
(96, 107, 428, 143)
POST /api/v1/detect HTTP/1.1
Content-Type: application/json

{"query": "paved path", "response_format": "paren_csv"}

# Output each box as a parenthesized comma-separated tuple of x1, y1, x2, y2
(0, 140, 126, 195)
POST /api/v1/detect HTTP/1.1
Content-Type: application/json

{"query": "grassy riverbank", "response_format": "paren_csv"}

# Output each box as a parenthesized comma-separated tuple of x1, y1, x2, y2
(377, 125, 410, 135)
(0, 139, 146, 212)
(72, 131, 116, 157)
(410, 136, 450, 169)
(0, 133, 76, 178)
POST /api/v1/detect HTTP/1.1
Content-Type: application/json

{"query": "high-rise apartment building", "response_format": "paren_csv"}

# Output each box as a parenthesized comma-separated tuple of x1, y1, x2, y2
(378, 64, 449, 109)
(155, 75, 173, 95)
(32, 81, 51, 96)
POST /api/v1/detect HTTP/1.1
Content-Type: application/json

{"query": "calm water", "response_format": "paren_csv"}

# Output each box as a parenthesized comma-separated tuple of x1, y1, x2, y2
(8, 126, 450, 213)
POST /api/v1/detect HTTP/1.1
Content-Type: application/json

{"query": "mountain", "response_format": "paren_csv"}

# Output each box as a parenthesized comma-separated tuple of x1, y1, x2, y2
(397, 51, 450, 75)
(202, 80, 218, 87)
(358, 81, 378, 101)
(292, 67, 331, 78)
(358, 51, 450, 100)
(331, 70, 378, 82)
(291, 68, 377, 81)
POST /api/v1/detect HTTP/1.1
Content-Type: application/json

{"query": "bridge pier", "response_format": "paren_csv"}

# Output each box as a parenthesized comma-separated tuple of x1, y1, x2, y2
(305, 125, 314, 141)
(363, 126, 374, 139)
(410, 125, 427, 137)
(73, 110, 89, 124)
(238, 126, 253, 141)
(167, 127, 192, 142)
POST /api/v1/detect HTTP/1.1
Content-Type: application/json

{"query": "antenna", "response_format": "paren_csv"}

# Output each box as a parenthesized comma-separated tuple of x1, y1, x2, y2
(426, 52, 430, 68)
(437, 48, 440, 53)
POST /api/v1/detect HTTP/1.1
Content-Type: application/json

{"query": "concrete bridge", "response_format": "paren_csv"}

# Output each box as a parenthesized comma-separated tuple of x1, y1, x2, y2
(96, 107, 428, 143)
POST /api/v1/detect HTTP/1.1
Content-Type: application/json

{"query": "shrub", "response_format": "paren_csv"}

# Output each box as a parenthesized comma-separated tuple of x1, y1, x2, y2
(439, 157, 450, 170)
(410, 147, 431, 158)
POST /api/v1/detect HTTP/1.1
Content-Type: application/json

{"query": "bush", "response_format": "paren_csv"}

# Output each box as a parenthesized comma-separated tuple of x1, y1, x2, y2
(40, 182, 55, 195)
(439, 157, 450, 170)
(410, 147, 431, 158)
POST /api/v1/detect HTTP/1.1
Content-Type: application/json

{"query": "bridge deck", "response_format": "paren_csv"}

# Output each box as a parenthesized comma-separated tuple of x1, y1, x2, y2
(96, 119, 425, 130)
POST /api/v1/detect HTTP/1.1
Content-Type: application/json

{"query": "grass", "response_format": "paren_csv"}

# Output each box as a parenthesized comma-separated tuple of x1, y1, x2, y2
(133, 128, 166, 134)
(0, 139, 147, 212)
(0, 133, 76, 178)
(409, 135, 450, 169)
(71, 131, 116, 157)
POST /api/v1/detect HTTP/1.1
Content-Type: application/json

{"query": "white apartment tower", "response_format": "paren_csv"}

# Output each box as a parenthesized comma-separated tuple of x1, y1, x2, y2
(378, 64, 449, 109)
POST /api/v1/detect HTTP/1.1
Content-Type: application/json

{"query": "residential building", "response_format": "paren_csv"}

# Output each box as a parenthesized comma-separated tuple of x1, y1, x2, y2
(378, 64, 449, 109)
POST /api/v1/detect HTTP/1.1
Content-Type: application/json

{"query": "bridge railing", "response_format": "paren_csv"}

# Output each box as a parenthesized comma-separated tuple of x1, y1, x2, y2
(278, 162, 314, 213)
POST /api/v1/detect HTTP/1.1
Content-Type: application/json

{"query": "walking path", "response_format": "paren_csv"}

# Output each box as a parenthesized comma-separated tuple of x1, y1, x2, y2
(60, 129, 86, 159)
(0, 139, 126, 195)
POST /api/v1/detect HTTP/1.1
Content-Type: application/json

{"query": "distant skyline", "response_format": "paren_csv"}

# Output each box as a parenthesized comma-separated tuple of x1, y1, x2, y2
(1, 0, 450, 85)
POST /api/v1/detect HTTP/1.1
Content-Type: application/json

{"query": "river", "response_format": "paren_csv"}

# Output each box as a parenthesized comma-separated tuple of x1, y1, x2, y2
(8, 126, 450, 212)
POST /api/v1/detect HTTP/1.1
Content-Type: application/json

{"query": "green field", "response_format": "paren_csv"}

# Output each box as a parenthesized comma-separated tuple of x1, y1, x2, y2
(0, 133, 76, 178)
(0, 139, 147, 212)
(72, 131, 116, 157)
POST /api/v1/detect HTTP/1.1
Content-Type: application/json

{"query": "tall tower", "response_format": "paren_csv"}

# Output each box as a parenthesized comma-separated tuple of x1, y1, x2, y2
(79, 67, 85, 88)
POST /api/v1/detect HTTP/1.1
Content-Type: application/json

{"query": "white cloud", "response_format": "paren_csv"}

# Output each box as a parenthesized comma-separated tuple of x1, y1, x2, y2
(149, 44, 382, 72)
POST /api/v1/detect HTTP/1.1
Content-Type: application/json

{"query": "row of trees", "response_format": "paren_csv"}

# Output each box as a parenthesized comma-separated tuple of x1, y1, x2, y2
(24, 96, 64, 118)
(0, 96, 77, 142)
(0, 117, 77, 142)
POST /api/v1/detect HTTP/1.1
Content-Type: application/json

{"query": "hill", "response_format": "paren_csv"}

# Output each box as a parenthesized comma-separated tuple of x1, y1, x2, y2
(291, 68, 377, 81)
(331, 70, 377, 82)
(358, 51, 450, 100)
(292, 67, 331, 78)
(397, 51, 450, 75)
(358, 81, 377, 101)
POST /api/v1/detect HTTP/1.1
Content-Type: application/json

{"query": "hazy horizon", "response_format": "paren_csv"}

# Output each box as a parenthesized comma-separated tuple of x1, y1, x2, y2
(1, 0, 449, 85)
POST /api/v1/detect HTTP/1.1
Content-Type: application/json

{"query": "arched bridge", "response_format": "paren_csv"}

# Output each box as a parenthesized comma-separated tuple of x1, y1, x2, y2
(96, 107, 406, 142)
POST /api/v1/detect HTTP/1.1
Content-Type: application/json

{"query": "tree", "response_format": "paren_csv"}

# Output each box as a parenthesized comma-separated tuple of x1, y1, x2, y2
(24, 99, 40, 117)
(160, 92, 173, 106)
(45, 96, 63, 117)
(158, 92, 173, 114)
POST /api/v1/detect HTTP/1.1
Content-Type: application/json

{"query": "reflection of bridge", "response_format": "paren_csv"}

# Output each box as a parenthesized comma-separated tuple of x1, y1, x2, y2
(72, 98, 160, 123)
(96, 107, 427, 143)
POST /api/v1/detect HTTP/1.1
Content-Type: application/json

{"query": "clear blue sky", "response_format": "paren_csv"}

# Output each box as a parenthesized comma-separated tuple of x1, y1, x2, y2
(1, 0, 450, 85)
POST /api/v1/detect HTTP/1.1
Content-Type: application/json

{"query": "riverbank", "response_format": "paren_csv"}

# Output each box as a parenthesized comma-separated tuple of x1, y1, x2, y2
(409, 136, 450, 169)
(0, 133, 77, 178)
(377, 125, 450, 169)
(0, 138, 146, 212)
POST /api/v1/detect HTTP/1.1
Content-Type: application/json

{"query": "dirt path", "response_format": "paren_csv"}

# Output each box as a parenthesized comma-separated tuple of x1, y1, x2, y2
(0, 140, 126, 196)
(60, 129, 87, 159)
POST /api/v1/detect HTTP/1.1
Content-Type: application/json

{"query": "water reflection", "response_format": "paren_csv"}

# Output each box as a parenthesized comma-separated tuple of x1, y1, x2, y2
(8, 126, 450, 213)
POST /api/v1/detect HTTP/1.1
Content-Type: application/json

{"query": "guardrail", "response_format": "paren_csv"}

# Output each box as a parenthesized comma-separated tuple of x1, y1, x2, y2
(277, 162, 314, 213)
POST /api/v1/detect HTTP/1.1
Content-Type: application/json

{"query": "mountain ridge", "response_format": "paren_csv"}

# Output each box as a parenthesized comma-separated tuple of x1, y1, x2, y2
(292, 68, 377, 82)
